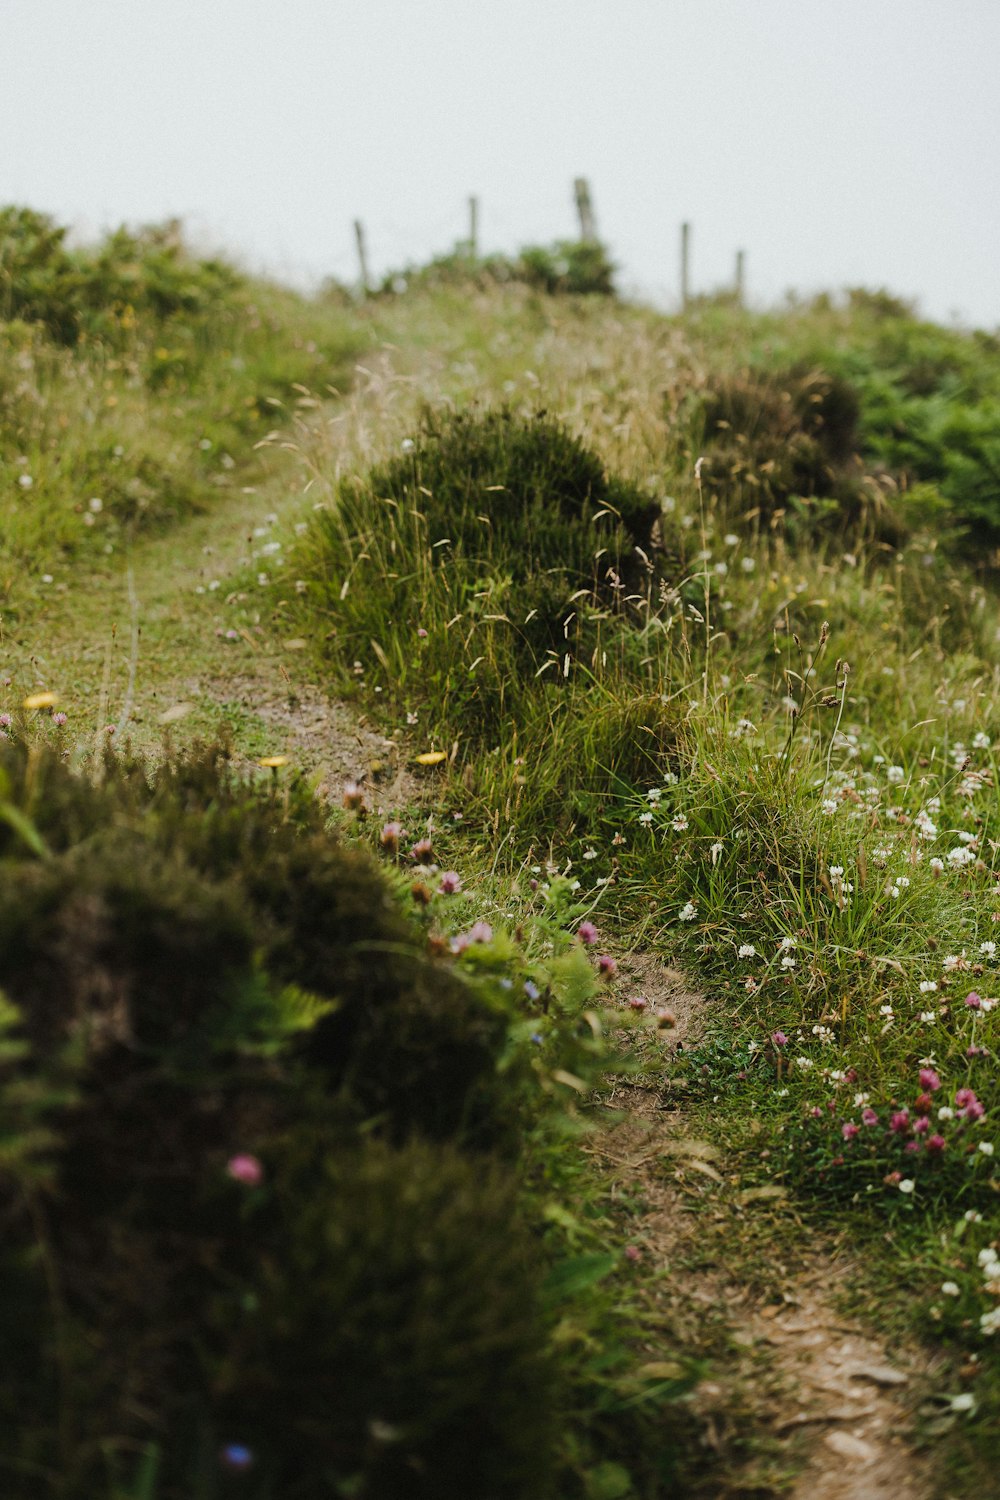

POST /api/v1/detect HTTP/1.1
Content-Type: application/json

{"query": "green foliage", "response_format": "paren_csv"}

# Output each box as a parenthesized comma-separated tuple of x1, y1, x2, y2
(376, 239, 616, 299)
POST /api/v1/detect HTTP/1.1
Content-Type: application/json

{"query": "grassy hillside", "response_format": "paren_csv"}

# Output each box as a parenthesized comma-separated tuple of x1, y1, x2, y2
(2, 211, 999, 1497)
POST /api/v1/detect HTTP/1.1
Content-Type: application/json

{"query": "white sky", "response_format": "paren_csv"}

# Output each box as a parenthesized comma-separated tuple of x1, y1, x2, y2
(5, 0, 999, 325)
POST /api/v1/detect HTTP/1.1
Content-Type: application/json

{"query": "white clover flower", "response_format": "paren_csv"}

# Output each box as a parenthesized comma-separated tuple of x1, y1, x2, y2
(738, 943, 757, 959)
(948, 845, 976, 867)
(898, 1179, 915, 1194)
(919, 1012, 936, 1023)
(981, 1307, 1000, 1335)
(887, 766, 905, 784)
(941, 1281, 961, 1297)
(821, 798, 839, 815)
(978, 1142, 995, 1157)
(710, 841, 724, 864)
(779, 937, 797, 951)
(671, 814, 689, 832)
(638, 811, 654, 826)
(678, 901, 698, 922)
(646, 787, 663, 803)
(780, 955, 796, 970)
(794, 1057, 814, 1070)
(919, 980, 939, 993)
(740, 556, 756, 573)
(972, 732, 991, 750)
(980, 942, 997, 958)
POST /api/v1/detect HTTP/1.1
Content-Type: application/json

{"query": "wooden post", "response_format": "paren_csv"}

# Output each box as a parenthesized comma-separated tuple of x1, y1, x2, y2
(680, 221, 691, 309)
(573, 177, 596, 241)
(468, 195, 479, 258)
(735, 248, 746, 304)
(353, 219, 370, 296)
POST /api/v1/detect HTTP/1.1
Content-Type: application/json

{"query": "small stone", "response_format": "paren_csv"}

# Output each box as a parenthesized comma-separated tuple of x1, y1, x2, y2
(849, 1364, 908, 1387)
(823, 1430, 877, 1462)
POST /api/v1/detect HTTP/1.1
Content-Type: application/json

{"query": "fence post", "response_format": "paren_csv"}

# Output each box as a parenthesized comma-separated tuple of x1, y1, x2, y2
(573, 177, 596, 241)
(735, 248, 746, 304)
(353, 219, 370, 296)
(468, 195, 479, 258)
(681, 221, 691, 308)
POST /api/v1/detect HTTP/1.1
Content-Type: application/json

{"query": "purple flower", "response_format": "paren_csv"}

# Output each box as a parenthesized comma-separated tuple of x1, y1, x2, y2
(524, 980, 540, 1002)
(417, 627, 428, 638)
(889, 1109, 910, 1134)
(771, 1030, 788, 1048)
(220, 1444, 254, 1471)
(379, 821, 404, 853)
(956, 1088, 985, 1121)
(597, 954, 618, 978)
(51, 711, 67, 727)
(862, 1107, 879, 1127)
(913, 1116, 930, 1135)
(965, 992, 982, 1010)
(628, 996, 647, 1011)
(624, 1245, 642, 1263)
(841, 1121, 859, 1141)
(409, 836, 434, 862)
(227, 1154, 264, 1187)
(438, 871, 462, 895)
(577, 921, 598, 945)
(918, 1067, 941, 1092)
(926, 1134, 946, 1153)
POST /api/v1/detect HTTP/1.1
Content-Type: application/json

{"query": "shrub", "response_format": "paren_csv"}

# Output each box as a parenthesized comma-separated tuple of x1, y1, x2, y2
(0, 739, 566, 1496)
(696, 366, 902, 543)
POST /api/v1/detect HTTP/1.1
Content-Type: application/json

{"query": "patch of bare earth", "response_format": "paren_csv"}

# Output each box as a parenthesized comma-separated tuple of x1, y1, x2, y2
(591, 953, 935, 1498)
(206, 668, 421, 810)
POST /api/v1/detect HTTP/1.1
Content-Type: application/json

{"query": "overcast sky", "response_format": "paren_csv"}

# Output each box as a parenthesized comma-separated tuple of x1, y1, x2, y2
(5, 0, 999, 325)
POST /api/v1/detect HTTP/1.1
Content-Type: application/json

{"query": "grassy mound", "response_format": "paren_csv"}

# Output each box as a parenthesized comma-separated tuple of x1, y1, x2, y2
(0, 740, 564, 1497)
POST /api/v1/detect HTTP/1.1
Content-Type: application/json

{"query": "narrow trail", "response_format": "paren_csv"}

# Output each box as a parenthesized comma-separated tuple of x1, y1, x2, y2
(10, 363, 941, 1500)
(601, 956, 936, 1498)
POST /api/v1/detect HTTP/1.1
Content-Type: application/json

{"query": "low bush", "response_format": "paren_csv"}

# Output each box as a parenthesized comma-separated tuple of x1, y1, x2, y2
(0, 739, 568, 1496)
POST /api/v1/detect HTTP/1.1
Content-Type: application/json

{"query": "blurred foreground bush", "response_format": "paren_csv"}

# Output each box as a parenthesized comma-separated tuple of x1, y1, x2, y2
(0, 740, 556, 1498)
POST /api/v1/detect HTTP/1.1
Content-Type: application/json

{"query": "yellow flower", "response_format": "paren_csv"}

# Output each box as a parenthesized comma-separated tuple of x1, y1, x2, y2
(415, 751, 447, 766)
(23, 691, 58, 710)
(257, 755, 290, 769)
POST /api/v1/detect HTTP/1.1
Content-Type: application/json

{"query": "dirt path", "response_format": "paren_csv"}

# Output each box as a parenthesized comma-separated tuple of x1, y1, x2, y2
(598, 955, 935, 1498)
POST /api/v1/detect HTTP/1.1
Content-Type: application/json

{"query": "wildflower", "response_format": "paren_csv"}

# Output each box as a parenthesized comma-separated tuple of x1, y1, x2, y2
(919, 1068, 942, 1092)
(890, 1110, 910, 1134)
(227, 1154, 264, 1187)
(438, 871, 462, 895)
(980, 942, 997, 958)
(646, 787, 663, 803)
(710, 841, 724, 864)
(965, 992, 982, 1010)
(638, 811, 654, 826)
(524, 980, 540, 1001)
(51, 711, 67, 726)
(740, 556, 756, 573)
(379, 821, 404, 853)
(980, 1308, 1000, 1335)
(628, 996, 647, 1011)
(220, 1445, 254, 1471)
(862, 1107, 879, 1127)
(925, 1134, 946, 1153)
(678, 901, 697, 922)
(671, 814, 689, 832)
(919, 980, 938, 994)
(342, 780, 366, 812)
(948, 846, 975, 868)
(597, 954, 618, 978)
(914, 1093, 934, 1116)
(780, 955, 796, 970)
(771, 1030, 788, 1048)
(938, 1105, 955, 1121)
(955, 1089, 985, 1121)
(929, 857, 945, 874)
(779, 936, 797, 951)
(978, 1142, 995, 1157)
(973, 732, 992, 749)
(738, 944, 757, 959)
(842, 1121, 859, 1141)
(582, 847, 598, 861)
(887, 766, 905, 784)
(624, 1245, 642, 1262)
(898, 1179, 915, 1194)
(409, 836, 434, 861)
(919, 1011, 936, 1023)
(821, 798, 839, 815)
(941, 1281, 961, 1296)
(417, 627, 428, 638)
